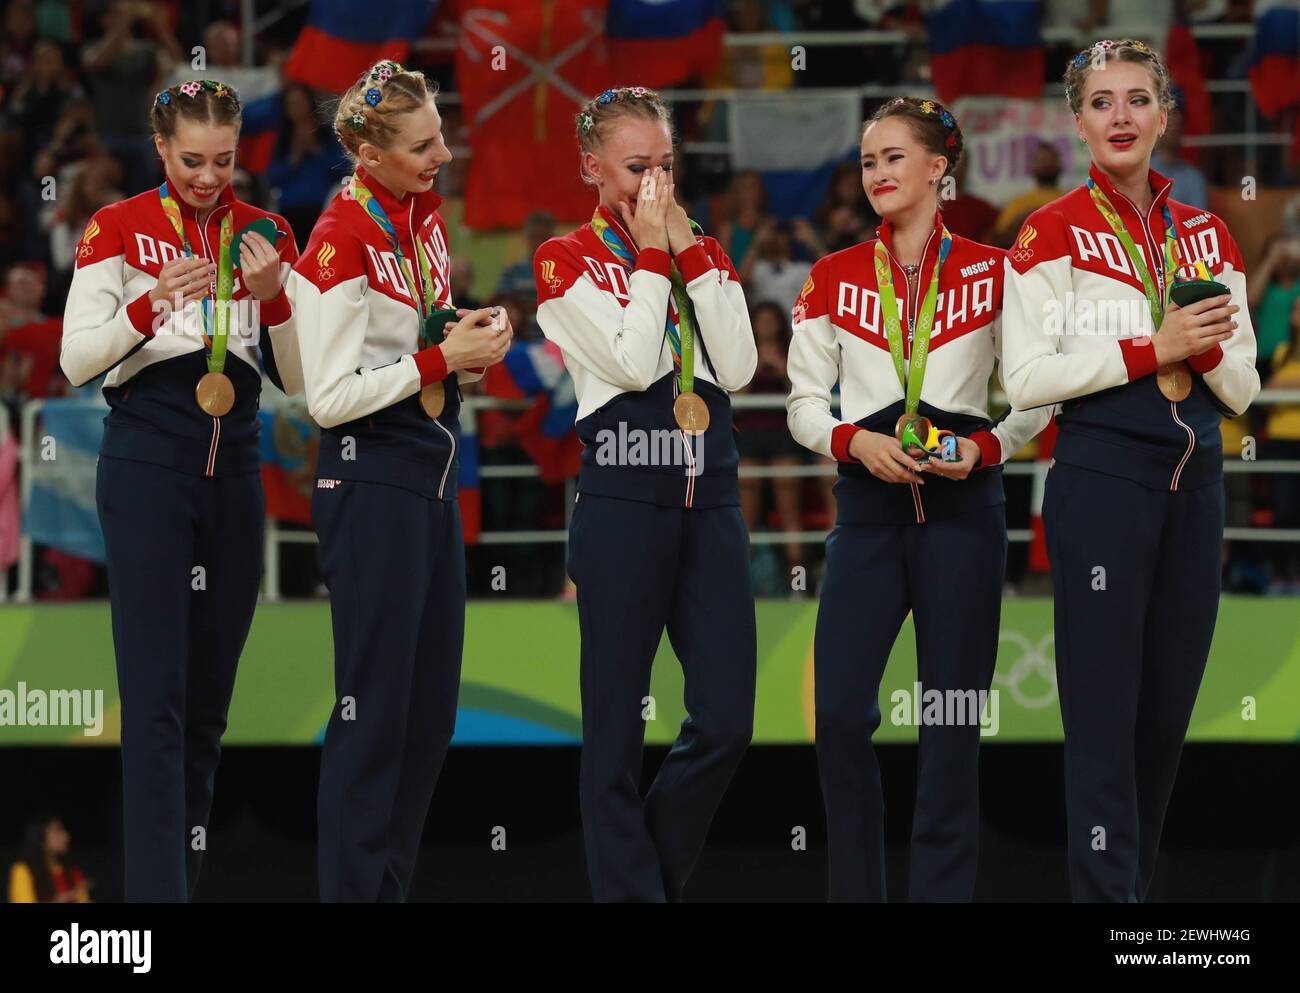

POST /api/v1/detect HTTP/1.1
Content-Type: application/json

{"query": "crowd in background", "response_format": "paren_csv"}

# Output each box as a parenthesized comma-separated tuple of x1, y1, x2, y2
(1, 0, 1299, 600)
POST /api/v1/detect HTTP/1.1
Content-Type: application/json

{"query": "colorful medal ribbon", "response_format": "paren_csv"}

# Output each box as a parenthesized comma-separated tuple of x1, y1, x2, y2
(591, 207, 703, 397)
(350, 173, 439, 344)
(1086, 178, 1181, 331)
(874, 224, 953, 414)
(159, 181, 233, 374)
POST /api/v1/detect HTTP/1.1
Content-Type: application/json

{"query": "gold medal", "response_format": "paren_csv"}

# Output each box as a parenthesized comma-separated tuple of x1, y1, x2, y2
(1157, 361, 1192, 402)
(195, 371, 235, 417)
(419, 381, 445, 418)
(673, 391, 709, 435)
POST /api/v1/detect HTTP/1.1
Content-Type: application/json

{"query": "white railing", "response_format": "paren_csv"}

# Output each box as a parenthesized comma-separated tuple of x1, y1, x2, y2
(7, 390, 1300, 602)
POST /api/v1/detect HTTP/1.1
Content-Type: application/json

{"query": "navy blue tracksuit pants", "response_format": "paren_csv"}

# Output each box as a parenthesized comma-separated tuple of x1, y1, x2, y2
(1043, 462, 1224, 902)
(814, 504, 1007, 902)
(312, 481, 465, 902)
(567, 494, 757, 902)
(97, 456, 263, 902)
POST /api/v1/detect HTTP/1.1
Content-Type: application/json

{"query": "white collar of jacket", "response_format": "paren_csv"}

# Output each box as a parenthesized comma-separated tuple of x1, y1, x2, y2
(352, 164, 443, 220)
(1084, 159, 1175, 246)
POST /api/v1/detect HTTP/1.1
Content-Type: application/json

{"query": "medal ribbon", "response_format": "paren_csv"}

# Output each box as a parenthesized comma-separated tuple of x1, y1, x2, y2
(159, 181, 233, 374)
(1086, 178, 1181, 332)
(591, 207, 703, 395)
(350, 173, 438, 344)
(874, 224, 953, 415)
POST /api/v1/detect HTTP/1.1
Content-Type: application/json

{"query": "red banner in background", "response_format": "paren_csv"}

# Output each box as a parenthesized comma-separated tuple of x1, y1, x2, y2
(456, 0, 610, 229)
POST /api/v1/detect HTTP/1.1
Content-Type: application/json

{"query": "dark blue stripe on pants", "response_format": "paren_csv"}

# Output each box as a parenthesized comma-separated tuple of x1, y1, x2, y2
(814, 503, 1007, 902)
(96, 455, 264, 902)
(567, 494, 756, 902)
(1044, 461, 1224, 902)
(312, 481, 465, 902)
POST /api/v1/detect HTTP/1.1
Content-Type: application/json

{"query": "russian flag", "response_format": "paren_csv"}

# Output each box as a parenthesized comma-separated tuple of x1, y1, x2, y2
(1249, 0, 1300, 119)
(924, 0, 1043, 106)
(238, 91, 281, 177)
(258, 408, 316, 527)
(457, 401, 482, 545)
(484, 341, 582, 484)
(728, 91, 862, 220)
(282, 0, 439, 93)
(605, 0, 725, 88)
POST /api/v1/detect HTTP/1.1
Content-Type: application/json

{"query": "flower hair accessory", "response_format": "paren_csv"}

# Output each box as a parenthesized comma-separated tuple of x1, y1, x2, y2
(156, 88, 172, 106)
(629, 86, 648, 99)
(365, 88, 382, 107)
(596, 89, 616, 105)
(346, 112, 366, 131)
(179, 81, 201, 98)
(577, 112, 594, 136)
(370, 60, 404, 82)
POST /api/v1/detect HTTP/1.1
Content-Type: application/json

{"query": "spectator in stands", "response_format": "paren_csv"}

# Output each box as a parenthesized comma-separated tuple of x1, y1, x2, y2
(717, 170, 770, 271)
(991, 141, 1065, 247)
(741, 217, 818, 307)
(0, 130, 27, 272)
(1249, 234, 1300, 368)
(736, 300, 806, 584)
(1151, 90, 1208, 211)
(1262, 289, 1300, 591)
(937, 156, 998, 244)
(8, 813, 92, 903)
(0, 262, 63, 403)
(451, 257, 482, 312)
(720, 0, 796, 90)
(43, 149, 123, 286)
(814, 160, 878, 251)
(81, 0, 183, 194)
(7, 38, 85, 153)
(0, 0, 39, 93)
(31, 97, 100, 183)
(264, 82, 349, 246)
(495, 209, 556, 311)
(162, 20, 279, 106)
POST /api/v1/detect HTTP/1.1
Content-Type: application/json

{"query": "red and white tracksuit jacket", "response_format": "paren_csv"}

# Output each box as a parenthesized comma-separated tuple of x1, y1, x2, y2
(787, 209, 1052, 524)
(61, 182, 298, 477)
(533, 205, 757, 508)
(286, 166, 481, 500)
(1001, 162, 1259, 492)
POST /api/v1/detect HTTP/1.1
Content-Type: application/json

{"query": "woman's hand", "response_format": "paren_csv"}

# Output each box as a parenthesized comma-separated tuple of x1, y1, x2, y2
(237, 231, 284, 301)
(618, 166, 670, 253)
(665, 181, 696, 256)
(1153, 294, 1237, 365)
(148, 256, 213, 309)
(439, 307, 512, 371)
(849, 429, 926, 485)
(919, 436, 980, 480)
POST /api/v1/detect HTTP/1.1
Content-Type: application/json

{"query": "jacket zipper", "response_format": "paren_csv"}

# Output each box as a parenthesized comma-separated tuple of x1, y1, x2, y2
(407, 209, 456, 497)
(1109, 180, 1190, 491)
(882, 229, 936, 525)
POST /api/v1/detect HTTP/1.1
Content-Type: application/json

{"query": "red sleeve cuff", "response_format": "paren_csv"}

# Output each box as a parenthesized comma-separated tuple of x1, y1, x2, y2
(635, 247, 672, 279)
(258, 289, 292, 327)
(1187, 343, 1224, 374)
(126, 291, 156, 337)
(831, 423, 863, 463)
(1119, 336, 1159, 380)
(413, 346, 449, 385)
(969, 430, 1002, 470)
(674, 242, 713, 283)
